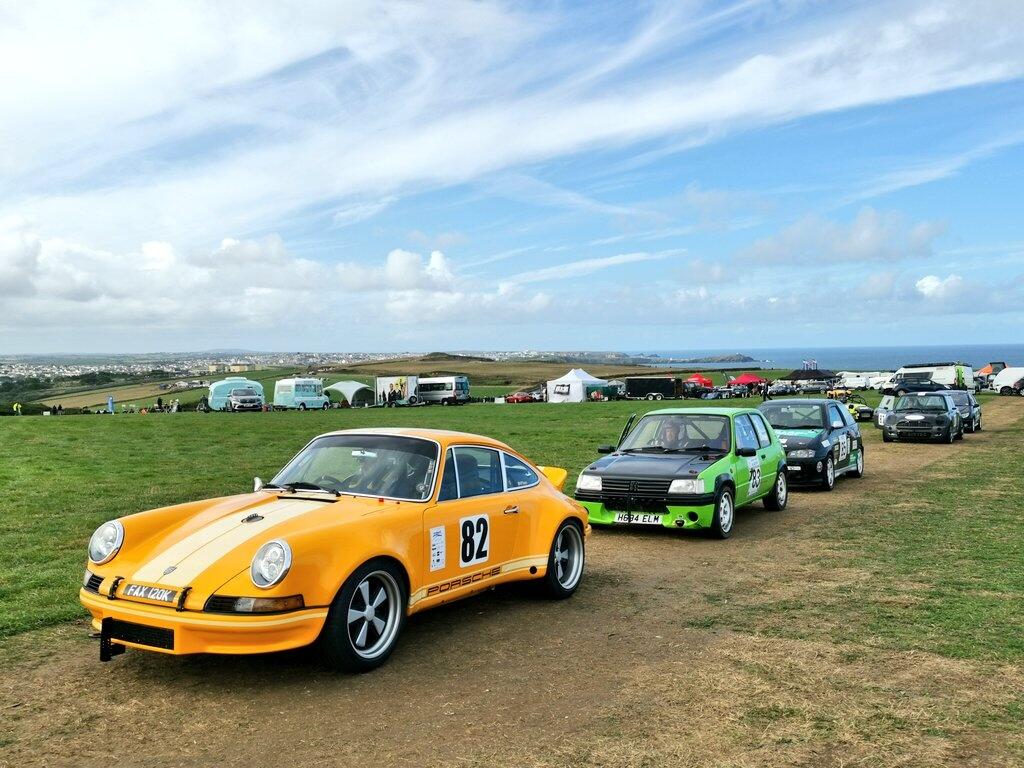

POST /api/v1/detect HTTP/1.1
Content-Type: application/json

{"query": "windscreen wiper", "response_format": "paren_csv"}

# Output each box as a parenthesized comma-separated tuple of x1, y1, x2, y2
(271, 481, 340, 496)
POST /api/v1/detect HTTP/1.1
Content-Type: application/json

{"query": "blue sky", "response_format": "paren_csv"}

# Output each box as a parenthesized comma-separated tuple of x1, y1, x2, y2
(1, 0, 1023, 353)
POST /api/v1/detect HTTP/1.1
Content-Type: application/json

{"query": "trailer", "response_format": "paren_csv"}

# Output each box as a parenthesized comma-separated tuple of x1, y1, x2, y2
(624, 376, 680, 401)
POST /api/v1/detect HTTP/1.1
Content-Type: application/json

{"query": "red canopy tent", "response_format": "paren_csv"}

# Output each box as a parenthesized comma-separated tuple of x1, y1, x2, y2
(685, 373, 713, 387)
(731, 372, 768, 386)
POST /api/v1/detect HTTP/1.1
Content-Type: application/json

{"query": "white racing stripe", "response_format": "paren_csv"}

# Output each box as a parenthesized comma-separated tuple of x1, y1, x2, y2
(132, 498, 325, 588)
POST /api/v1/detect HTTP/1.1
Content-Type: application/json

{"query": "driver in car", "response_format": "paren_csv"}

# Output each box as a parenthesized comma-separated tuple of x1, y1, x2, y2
(657, 421, 683, 450)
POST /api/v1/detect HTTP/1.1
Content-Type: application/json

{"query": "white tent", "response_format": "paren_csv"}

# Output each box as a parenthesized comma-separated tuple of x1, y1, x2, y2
(546, 368, 609, 403)
(325, 380, 374, 407)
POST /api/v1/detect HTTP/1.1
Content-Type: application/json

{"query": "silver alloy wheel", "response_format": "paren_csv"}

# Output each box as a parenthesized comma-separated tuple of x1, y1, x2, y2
(719, 492, 734, 532)
(776, 472, 787, 507)
(826, 458, 835, 487)
(553, 525, 584, 589)
(347, 570, 402, 660)
(857, 450, 864, 475)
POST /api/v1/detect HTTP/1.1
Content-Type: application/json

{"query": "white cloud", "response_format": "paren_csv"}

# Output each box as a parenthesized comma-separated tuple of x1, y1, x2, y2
(336, 249, 455, 292)
(332, 197, 398, 227)
(504, 250, 682, 286)
(915, 273, 965, 300)
(0, 216, 41, 295)
(738, 207, 946, 265)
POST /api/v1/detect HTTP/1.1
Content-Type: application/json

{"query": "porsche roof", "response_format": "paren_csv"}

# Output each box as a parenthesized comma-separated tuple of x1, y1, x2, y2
(314, 427, 514, 450)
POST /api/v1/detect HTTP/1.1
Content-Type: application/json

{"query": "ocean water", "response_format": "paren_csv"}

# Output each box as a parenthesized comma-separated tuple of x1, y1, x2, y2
(641, 344, 1024, 372)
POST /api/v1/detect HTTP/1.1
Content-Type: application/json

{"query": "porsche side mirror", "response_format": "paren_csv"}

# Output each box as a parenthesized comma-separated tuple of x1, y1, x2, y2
(597, 444, 616, 454)
(253, 476, 264, 492)
(736, 446, 757, 457)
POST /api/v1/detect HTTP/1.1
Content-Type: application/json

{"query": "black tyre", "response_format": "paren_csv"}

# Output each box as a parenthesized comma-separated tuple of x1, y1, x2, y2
(322, 402, 330, 410)
(299, 403, 307, 411)
(539, 519, 585, 599)
(646, 393, 656, 401)
(1000, 386, 1012, 395)
(821, 456, 836, 491)
(710, 486, 735, 539)
(975, 416, 982, 432)
(318, 559, 407, 673)
(848, 446, 865, 478)
(763, 469, 788, 511)
(945, 426, 955, 444)
(882, 432, 893, 443)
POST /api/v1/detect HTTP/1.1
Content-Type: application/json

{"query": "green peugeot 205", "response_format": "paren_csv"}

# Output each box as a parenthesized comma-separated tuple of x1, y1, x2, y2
(574, 407, 787, 538)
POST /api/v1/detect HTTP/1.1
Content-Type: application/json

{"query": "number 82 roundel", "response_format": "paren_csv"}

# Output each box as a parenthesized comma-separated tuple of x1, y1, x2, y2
(459, 514, 489, 566)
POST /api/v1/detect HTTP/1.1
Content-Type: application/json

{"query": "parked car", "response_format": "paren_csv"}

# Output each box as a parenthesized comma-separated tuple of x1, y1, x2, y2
(418, 376, 470, 405)
(844, 393, 874, 422)
(505, 391, 537, 404)
(80, 429, 587, 670)
(758, 399, 864, 490)
(873, 394, 896, 429)
(207, 376, 265, 412)
(946, 389, 982, 432)
(884, 377, 951, 397)
(574, 407, 788, 538)
(768, 381, 798, 396)
(798, 381, 830, 394)
(273, 377, 330, 410)
(881, 392, 963, 443)
(992, 367, 1024, 395)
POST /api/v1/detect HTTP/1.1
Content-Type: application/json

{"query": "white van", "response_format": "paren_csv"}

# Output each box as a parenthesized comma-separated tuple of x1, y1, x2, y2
(417, 375, 470, 405)
(991, 367, 1024, 395)
(886, 362, 976, 392)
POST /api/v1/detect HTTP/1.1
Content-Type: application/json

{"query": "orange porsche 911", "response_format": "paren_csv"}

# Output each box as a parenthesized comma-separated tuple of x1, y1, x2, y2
(80, 428, 589, 671)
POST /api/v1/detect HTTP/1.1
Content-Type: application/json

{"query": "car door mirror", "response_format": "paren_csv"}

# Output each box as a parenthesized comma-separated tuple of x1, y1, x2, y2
(253, 476, 264, 492)
(831, 420, 844, 430)
(736, 446, 757, 457)
(597, 444, 616, 454)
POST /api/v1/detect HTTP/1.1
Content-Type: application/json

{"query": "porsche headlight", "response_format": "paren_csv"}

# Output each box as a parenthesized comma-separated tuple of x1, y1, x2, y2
(576, 473, 602, 492)
(788, 449, 816, 459)
(251, 539, 292, 589)
(668, 478, 704, 494)
(88, 520, 124, 564)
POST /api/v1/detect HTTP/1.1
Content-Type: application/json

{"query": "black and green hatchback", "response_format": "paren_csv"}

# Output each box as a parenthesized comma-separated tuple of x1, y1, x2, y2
(574, 407, 787, 538)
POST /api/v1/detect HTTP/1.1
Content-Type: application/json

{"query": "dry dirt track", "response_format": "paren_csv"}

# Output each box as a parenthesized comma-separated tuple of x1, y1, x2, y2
(2, 400, 1023, 768)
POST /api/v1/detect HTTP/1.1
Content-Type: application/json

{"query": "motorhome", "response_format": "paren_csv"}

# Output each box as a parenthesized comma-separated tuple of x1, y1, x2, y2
(273, 377, 330, 410)
(417, 375, 470, 405)
(991, 366, 1024, 395)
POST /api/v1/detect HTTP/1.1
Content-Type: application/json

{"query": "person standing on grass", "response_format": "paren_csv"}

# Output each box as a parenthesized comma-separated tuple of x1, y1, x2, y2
(13, 402, 21, 415)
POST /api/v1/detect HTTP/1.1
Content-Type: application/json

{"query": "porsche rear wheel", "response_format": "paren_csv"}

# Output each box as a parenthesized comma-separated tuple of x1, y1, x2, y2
(319, 559, 406, 673)
(540, 519, 584, 598)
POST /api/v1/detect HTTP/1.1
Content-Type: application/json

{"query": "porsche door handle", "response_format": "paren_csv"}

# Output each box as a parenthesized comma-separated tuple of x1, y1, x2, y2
(503, 505, 520, 515)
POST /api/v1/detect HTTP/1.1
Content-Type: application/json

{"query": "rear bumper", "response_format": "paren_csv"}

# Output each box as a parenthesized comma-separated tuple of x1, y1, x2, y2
(576, 499, 715, 529)
(80, 589, 327, 656)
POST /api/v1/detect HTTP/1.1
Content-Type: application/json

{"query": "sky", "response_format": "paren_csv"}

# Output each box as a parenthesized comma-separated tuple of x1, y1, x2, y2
(1, 0, 1023, 354)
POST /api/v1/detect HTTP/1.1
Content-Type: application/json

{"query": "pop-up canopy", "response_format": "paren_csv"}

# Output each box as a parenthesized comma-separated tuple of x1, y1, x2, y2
(546, 368, 609, 403)
(685, 373, 713, 387)
(731, 372, 768, 385)
(325, 380, 374, 407)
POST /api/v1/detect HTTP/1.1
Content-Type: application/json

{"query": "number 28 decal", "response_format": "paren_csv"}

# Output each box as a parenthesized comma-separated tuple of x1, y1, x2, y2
(460, 514, 490, 566)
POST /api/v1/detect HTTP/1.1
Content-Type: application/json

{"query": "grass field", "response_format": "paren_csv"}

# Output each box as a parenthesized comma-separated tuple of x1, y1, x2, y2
(1, 394, 1022, 765)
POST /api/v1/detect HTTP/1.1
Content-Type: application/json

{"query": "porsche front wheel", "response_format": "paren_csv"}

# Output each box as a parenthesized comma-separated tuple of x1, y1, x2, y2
(540, 520, 584, 598)
(319, 559, 406, 673)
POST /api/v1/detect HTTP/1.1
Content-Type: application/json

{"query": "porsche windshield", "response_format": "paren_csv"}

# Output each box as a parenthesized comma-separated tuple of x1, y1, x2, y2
(619, 413, 730, 453)
(759, 402, 825, 430)
(895, 394, 946, 411)
(272, 434, 439, 501)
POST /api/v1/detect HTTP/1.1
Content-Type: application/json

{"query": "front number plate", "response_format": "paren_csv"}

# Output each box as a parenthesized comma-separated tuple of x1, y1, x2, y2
(613, 512, 662, 525)
(122, 584, 178, 603)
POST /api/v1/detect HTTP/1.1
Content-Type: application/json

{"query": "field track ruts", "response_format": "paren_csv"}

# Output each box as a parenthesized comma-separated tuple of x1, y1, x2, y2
(2, 399, 1022, 768)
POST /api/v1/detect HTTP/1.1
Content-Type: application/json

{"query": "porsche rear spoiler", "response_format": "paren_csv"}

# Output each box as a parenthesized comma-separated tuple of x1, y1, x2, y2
(537, 466, 568, 491)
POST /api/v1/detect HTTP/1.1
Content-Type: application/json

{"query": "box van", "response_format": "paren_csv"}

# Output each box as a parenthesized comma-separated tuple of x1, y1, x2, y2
(207, 377, 265, 411)
(991, 366, 1024, 395)
(883, 362, 975, 394)
(417, 376, 470, 405)
(273, 377, 330, 410)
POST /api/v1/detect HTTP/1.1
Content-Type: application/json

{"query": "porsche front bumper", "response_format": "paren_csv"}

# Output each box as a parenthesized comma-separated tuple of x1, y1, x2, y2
(80, 589, 328, 658)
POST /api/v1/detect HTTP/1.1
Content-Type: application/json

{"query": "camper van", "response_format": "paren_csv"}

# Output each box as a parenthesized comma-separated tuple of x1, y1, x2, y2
(882, 362, 975, 394)
(207, 377, 265, 411)
(991, 366, 1024, 395)
(417, 375, 470, 405)
(273, 377, 330, 410)
(375, 376, 420, 406)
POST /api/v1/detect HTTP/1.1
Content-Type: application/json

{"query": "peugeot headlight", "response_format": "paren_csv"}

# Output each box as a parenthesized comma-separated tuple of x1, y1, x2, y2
(88, 520, 124, 564)
(788, 449, 816, 459)
(251, 539, 292, 589)
(668, 478, 704, 494)
(576, 473, 602, 492)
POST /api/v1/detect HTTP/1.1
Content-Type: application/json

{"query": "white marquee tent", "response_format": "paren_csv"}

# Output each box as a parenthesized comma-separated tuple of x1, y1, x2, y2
(325, 380, 374, 407)
(545, 368, 609, 403)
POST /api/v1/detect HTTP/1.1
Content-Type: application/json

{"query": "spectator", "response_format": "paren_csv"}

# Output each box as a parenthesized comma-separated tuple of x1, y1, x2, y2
(13, 402, 22, 415)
